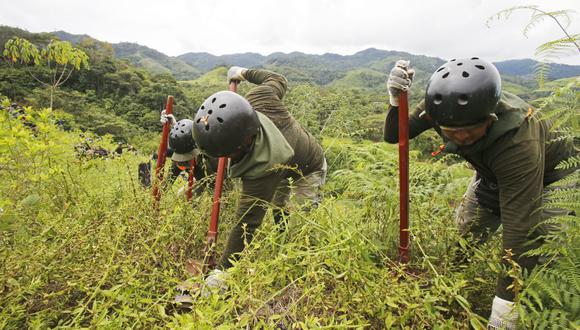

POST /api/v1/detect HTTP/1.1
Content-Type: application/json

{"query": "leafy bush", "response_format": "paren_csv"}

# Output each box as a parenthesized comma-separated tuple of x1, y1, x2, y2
(1, 99, 496, 329)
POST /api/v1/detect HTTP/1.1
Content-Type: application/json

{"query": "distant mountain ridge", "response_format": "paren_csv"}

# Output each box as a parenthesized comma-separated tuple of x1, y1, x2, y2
(112, 42, 200, 80)
(178, 48, 580, 81)
(53, 31, 201, 80)
(3, 27, 579, 84)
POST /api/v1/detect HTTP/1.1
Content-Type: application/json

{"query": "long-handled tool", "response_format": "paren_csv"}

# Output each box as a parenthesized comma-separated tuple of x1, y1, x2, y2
(398, 91, 410, 264)
(176, 82, 238, 305)
(152, 96, 198, 205)
(153, 95, 174, 207)
(202, 80, 238, 272)
(186, 159, 196, 201)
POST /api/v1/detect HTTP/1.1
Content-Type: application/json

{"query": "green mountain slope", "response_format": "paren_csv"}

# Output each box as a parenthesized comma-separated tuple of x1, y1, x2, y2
(53, 31, 201, 80)
(328, 68, 388, 91)
(5, 26, 578, 87)
(112, 42, 201, 80)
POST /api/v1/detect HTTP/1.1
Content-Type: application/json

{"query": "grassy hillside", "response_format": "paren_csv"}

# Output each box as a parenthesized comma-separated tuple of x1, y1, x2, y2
(0, 101, 486, 328)
(328, 69, 388, 91)
(1, 87, 578, 328)
(1, 23, 578, 330)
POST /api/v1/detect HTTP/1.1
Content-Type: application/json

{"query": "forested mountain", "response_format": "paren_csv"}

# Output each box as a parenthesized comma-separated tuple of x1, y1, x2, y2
(494, 58, 580, 79)
(38, 28, 580, 84)
(177, 52, 268, 72)
(54, 31, 201, 80)
(1, 25, 578, 146)
(179, 48, 580, 81)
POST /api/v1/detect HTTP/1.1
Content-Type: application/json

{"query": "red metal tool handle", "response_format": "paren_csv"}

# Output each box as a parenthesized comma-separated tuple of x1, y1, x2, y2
(153, 95, 174, 206)
(186, 158, 196, 201)
(204, 81, 238, 270)
(398, 91, 410, 264)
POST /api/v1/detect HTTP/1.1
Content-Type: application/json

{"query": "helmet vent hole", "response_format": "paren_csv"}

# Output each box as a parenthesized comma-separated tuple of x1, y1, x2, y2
(436, 67, 445, 72)
(462, 71, 470, 78)
(201, 105, 205, 110)
(458, 95, 469, 105)
(434, 94, 443, 105)
(219, 104, 226, 108)
(471, 57, 479, 60)
(450, 59, 456, 62)
(204, 125, 210, 131)
(196, 118, 201, 123)
(212, 97, 216, 103)
(180, 130, 184, 133)
(475, 65, 485, 70)
(457, 62, 463, 66)
(217, 117, 223, 123)
(442, 72, 450, 79)
(208, 109, 213, 114)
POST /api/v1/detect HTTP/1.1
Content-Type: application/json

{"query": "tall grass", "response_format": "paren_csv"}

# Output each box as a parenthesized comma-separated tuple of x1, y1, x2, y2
(1, 96, 577, 328)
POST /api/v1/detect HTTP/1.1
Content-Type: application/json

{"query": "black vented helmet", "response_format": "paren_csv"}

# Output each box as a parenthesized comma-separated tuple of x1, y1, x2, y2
(192, 91, 259, 158)
(425, 57, 501, 126)
(169, 119, 196, 154)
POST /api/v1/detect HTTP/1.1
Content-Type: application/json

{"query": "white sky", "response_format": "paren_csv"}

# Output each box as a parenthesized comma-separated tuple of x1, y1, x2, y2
(1, 0, 579, 65)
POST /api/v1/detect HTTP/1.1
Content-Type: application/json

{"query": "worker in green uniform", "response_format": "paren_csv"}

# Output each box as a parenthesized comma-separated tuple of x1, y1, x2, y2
(191, 67, 326, 293)
(383, 58, 578, 329)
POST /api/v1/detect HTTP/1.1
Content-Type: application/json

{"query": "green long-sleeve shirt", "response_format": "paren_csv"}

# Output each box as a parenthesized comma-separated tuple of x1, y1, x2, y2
(219, 69, 325, 268)
(384, 91, 578, 300)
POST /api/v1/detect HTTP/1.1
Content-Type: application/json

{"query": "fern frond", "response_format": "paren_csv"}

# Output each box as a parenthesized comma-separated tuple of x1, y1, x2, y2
(486, 5, 539, 28)
(533, 62, 550, 87)
(536, 34, 580, 59)
(555, 156, 580, 170)
(523, 11, 548, 37)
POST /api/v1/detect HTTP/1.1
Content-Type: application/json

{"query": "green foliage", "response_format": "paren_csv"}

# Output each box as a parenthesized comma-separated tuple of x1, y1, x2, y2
(0, 33, 199, 142)
(3, 37, 90, 109)
(535, 80, 580, 134)
(513, 69, 580, 330)
(0, 65, 578, 329)
(0, 24, 578, 329)
(518, 212, 580, 328)
(0, 99, 498, 329)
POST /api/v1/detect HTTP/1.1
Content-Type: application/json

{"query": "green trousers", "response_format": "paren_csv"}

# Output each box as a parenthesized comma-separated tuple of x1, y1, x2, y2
(219, 159, 327, 269)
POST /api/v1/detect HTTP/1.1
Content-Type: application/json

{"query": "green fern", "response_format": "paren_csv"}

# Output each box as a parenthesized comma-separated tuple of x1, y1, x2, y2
(555, 156, 580, 170)
(519, 205, 580, 328)
(487, 6, 580, 87)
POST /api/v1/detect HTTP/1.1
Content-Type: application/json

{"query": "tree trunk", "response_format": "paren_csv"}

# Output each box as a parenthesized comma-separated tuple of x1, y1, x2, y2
(49, 86, 54, 110)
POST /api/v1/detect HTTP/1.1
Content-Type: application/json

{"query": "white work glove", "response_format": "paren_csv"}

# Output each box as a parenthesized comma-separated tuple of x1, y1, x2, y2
(200, 269, 228, 297)
(387, 60, 415, 106)
(227, 66, 247, 84)
(488, 296, 519, 330)
(160, 109, 176, 126)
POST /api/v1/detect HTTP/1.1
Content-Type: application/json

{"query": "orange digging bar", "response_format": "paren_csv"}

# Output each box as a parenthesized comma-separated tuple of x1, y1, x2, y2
(398, 91, 410, 264)
(204, 81, 237, 270)
(186, 158, 196, 201)
(153, 95, 174, 208)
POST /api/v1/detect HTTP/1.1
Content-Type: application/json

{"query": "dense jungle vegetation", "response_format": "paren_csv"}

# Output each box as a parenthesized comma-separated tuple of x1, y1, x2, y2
(0, 26, 578, 329)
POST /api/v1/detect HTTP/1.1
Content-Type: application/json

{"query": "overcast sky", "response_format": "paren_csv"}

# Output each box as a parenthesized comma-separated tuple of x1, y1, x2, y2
(1, 0, 579, 65)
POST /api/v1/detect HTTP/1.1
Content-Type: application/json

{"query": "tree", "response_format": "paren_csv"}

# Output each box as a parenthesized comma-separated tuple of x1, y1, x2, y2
(3, 37, 90, 109)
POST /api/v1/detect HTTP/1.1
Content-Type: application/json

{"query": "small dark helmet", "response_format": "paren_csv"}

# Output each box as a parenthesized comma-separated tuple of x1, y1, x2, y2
(425, 57, 501, 126)
(193, 91, 259, 158)
(169, 119, 196, 154)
